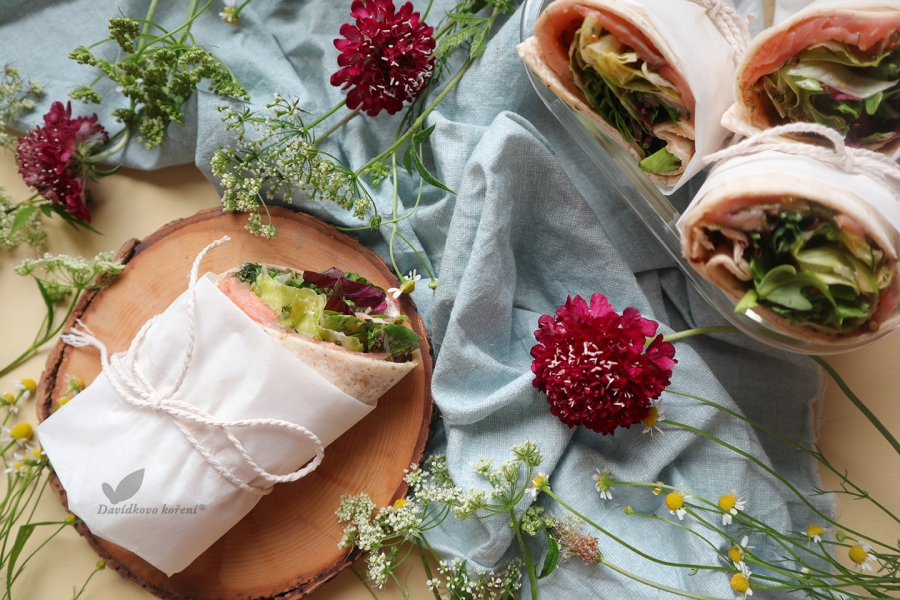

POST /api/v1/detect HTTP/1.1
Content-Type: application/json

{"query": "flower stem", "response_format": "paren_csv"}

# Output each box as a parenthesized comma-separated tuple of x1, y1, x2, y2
(88, 128, 132, 165)
(137, 0, 160, 52)
(349, 565, 380, 600)
(661, 325, 741, 343)
(316, 106, 359, 146)
(597, 557, 723, 600)
(415, 540, 441, 600)
(812, 355, 900, 458)
(509, 507, 538, 600)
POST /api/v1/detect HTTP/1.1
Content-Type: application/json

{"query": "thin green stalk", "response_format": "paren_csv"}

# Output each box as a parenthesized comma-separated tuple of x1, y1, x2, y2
(544, 489, 722, 573)
(350, 565, 380, 600)
(666, 388, 900, 527)
(178, 0, 203, 44)
(306, 100, 347, 132)
(87, 128, 131, 164)
(415, 540, 441, 600)
(664, 419, 885, 549)
(71, 565, 104, 600)
(812, 356, 900, 458)
(598, 557, 724, 600)
(661, 326, 741, 343)
(509, 507, 538, 600)
(137, 0, 160, 52)
(316, 106, 358, 144)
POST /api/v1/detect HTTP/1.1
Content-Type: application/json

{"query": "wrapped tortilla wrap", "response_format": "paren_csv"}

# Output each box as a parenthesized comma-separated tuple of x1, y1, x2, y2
(726, 0, 900, 158)
(517, 0, 740, 193)
(678, 150, 900, 343)
(38, 244, 420, 575)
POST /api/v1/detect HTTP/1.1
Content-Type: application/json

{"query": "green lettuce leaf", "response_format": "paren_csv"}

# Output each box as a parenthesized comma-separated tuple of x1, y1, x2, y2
(638, 147, 681, 174)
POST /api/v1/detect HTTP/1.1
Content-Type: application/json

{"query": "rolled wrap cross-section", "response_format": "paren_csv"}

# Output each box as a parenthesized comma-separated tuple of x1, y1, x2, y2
(678, 150, 900, 344)
(216, 265, 420, 406)
(517, 0, 739, 192)
(727, 0, 900, 157)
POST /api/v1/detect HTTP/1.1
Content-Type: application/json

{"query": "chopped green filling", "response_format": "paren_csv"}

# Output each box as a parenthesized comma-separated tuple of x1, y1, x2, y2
(238, 263, 419, 362)
(759, 36, 900, 147)
(728, 202, 894, 331)
(568, 14, 684, 174)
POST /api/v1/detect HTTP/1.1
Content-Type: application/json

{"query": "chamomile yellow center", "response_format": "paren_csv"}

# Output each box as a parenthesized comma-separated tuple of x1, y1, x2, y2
(19, 379, 36, 393)
(729, 545, 744, 564)
(730, 573, 750, 593)
(665, 492, 683, 511)
(642, 407, 659, 427)
(718, 494, 737, 512)
(393, 499, 407, 509)
(2, 394, 14, 404)
(10, 423, 32, 441)
(532, 475, 547, 489)
(807, 524, 824, 539)
(849, 544, 868, 565)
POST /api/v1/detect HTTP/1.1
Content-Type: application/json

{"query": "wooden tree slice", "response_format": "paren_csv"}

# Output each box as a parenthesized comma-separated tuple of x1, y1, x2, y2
(36, 207, 433, 600)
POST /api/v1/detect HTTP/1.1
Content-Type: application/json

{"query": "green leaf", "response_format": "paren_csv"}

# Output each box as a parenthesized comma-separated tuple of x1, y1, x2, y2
(734, 289, 759, 314)
(638, 147, 681, 174)
(436, 26, 476, 57)
(447, 12, 486, 26)
(763, 283, 814, 310)
(402, 144, 414, 176)
(865, 91, 884, 115)
(9, 205, 36, 237)
(469, 26, 488, 59)
(47, 204, 102, 235)
(412, 150, 454, 193)
(412, 124, 435, 145)
(6, 524, 35, 587)
(538, 535, 560, 579)
(34, 277, 56, 331)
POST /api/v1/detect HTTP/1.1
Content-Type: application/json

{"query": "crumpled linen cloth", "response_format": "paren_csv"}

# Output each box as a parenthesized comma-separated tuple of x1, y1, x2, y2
(2, 0, 830, 597)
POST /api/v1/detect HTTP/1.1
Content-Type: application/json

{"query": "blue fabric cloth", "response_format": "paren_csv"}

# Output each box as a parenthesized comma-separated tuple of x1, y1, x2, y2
(2, 1, 830, 597)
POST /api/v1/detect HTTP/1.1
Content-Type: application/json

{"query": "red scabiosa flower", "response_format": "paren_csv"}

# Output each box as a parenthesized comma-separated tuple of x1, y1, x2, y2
(330, 0, 436, 116)
(16, 101, 108, 222)
(531, 293, 676, 435)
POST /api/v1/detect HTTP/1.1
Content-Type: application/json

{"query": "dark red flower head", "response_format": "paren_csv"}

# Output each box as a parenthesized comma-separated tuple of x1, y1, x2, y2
(530, 293, 676, 436)
(330, 0, 436, 116)
(16, 101, 108, 222)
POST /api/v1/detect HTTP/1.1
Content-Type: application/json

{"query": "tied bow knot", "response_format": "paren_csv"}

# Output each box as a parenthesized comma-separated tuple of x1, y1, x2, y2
(60, 236, 325, 496)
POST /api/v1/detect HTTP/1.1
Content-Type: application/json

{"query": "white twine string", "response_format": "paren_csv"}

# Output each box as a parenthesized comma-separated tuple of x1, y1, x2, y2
(686, 0, 752, 65)
(61, 236, 325, 496)
(704, 122, 900, 194)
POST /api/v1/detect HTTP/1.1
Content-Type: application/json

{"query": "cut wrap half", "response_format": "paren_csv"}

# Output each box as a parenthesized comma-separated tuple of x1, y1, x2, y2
(517, 0, 736, 191)
(217, 263, 421, 405)
(729, 0, 900, 156)
(678, 150, 900, 343)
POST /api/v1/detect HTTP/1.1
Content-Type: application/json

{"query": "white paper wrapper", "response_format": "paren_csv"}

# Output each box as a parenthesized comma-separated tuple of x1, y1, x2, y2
(677, 150, 900, 342)
(517, 0, 738, 194)
(39, 274, 376, 576)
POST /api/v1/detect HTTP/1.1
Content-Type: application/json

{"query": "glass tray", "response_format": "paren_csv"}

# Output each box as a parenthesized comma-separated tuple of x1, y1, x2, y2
(519, 0, 888, 355)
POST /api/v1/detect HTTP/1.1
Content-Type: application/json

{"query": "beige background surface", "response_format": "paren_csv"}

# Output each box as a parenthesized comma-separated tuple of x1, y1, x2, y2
(0, 144, 898, 598)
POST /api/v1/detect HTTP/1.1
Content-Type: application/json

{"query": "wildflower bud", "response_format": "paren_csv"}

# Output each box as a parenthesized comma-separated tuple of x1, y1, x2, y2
(57, 397, 70, 408)
(10, 423, 33, 441)
(96, 559, 106, 570)
(623, 506, 635, 515)
(652, 482, 664, 495)
(1, 393, 13, 404)
(65, 514, 76, 524)
(428, 279, 438, 290)
(69, 377, 84, 392)
(835, 530, 847, 542)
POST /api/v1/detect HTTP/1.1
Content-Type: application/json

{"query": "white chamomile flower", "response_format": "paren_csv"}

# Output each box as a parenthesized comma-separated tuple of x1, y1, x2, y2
(13, 379, 36, 401)
(665, 491, 690, 520)
(526, 472, 548, 500)
(718, 489, 746, 525)
(730, 562, 753, 599)
(641, 401, 665, 435)
(728, 536, 754, 569)
(219, 0, 240, 24)
(806, 524, 826, 545)
(593, 468, 613, 500)
(848, 540, 876, 572)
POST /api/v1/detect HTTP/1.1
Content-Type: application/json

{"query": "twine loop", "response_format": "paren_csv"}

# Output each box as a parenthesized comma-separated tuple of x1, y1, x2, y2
(61, 236, 325, 496)
(686, 0, 752, 65)
(704, 122, 900, 194)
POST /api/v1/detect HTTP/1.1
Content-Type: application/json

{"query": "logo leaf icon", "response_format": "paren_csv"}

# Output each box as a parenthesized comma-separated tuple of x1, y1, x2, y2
(101, 468, 144, 505)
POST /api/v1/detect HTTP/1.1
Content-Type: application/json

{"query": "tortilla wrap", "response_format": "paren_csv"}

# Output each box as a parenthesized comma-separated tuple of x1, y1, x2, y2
(517, 0, 736, 193)
(678, 150, 900, 343)
(730, 0, 900, 157)
(217, 267, 420, 406)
